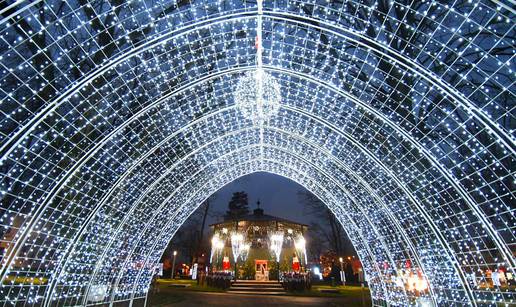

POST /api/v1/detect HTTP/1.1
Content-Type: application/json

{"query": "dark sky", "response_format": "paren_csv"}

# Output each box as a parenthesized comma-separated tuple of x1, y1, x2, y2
(205, 172, 313, 226)
(168, 172, 357, 260)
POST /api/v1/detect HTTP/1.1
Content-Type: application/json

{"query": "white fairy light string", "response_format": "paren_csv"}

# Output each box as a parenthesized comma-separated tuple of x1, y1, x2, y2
(0, 0, 513, 306)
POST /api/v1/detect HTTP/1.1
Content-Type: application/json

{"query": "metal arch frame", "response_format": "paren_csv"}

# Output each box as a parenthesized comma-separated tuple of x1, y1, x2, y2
(79, 130, 263, 306)
(5, 65, 478, 306)
(104, 141, 413, 306)
(107, 122, 471, 304)
(117, 147, 399, 306)
(0, 0, 44, 25)
(2, 7, 512, 158)
(123, 156, 394, 307)
(3, 44, 512, 289)
(56, 104, 436, 293)
(491, 0, 516, 15)
(151, 142, 419, 302)
(38, 71, 477, 305)
(87, 117, 467, 307)
(75, 126, 427, 305)
(0, 8, 509, 305)
(25, 58, 475, 297)
(3, 10, 512, 281)
(73, 127, 400, 305)
(81, 123, 445, 306)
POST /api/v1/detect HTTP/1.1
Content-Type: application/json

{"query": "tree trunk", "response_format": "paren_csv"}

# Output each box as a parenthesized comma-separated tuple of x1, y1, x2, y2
(327, 209, 341, 254)
(198, 200, 210, 250)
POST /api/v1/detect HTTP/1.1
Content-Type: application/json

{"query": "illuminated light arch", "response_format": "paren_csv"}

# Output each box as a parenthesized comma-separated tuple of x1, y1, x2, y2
(0, 1, 514, 307)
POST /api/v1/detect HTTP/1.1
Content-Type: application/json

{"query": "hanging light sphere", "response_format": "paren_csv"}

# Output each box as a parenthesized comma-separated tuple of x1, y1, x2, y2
(234, 68, 281, 123)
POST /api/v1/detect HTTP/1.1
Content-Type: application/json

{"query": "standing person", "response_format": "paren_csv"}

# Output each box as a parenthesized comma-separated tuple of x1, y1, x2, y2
(292, 254, 300, 272)
(150, 275, 160, 294)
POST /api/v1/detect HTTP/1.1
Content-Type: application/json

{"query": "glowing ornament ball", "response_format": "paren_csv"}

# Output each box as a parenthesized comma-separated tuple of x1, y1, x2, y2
(234, 69, 281, 123)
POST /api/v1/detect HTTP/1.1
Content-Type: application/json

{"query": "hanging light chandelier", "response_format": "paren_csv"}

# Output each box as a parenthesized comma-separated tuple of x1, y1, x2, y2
(234, 0, 281, 124)
(234, 69, 281, 123)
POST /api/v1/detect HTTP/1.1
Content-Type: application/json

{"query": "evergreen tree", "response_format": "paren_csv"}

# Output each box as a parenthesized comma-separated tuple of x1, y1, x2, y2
(225, 191, 250, 219)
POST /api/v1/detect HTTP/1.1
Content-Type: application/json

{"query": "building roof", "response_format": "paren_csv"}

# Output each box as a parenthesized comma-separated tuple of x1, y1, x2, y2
(210, 207, 308, 227)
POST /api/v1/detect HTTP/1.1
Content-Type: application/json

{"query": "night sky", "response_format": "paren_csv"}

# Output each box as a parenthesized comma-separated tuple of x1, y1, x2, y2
(168, 172, 357, 261)
(205, 172, 314, 227)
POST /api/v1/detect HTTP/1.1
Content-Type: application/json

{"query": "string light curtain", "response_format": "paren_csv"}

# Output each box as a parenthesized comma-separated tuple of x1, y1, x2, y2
(0, 0, 514, 306)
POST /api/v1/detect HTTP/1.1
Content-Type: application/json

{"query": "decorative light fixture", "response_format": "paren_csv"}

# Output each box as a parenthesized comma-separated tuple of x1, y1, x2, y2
(231, 233, 244, 262)
(294, 236, 307, 265)
(210, 235, 224, 263)
(240, 243, 251, 261)
(269, 232, 284, 263)
(231, 232, 244, 280)
(270, 232, 284, 280)
(234, 0, 281, 123)
(234, 69, 281, 123)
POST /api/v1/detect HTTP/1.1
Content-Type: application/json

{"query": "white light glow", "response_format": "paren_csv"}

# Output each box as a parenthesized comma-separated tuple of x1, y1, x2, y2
(294, 236, 307, 265)
(234, 69, 281, 123)
(0, 0, 513, 306)
(269, 233, 284, 263)
(231, 233, 244, 263)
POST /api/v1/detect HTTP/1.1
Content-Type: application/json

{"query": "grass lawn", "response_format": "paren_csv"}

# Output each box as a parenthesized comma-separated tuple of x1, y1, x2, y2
(148, 279, 225, 306)
(290, 284, 371, 299)
(303, 285, 371, 306)
(2, 275, 48, 285)
(156, 278, 224, 292)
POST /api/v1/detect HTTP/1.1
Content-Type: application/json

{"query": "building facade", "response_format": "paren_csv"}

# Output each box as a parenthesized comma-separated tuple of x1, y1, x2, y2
(210, 205, 307, 280)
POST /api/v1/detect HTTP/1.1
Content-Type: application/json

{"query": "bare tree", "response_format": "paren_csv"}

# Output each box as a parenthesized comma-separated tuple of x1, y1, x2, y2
(298, 190, 351, 258)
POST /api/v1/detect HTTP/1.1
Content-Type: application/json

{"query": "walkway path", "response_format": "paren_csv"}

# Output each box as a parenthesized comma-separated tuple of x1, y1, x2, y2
(148, 291, 358, 306)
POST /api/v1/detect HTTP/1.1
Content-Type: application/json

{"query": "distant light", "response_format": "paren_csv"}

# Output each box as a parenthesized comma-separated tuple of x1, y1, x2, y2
(313, 267, 323, 280)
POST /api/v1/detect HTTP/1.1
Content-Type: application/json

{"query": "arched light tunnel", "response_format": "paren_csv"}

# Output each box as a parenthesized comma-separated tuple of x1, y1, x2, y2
(0, 0, 514, 306)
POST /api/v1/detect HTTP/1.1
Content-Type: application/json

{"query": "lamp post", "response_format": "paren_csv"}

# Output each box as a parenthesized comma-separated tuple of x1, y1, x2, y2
(339, 257, 345, 286)
(171, 250, 177, 279)
(359, 268, 365, 307)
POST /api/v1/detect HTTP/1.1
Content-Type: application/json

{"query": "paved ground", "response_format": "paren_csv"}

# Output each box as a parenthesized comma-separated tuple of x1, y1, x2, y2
(149, 291, 353, 306)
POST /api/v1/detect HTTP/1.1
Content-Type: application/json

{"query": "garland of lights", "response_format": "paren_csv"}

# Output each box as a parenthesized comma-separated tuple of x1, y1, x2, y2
(0, 0, 514, 306)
